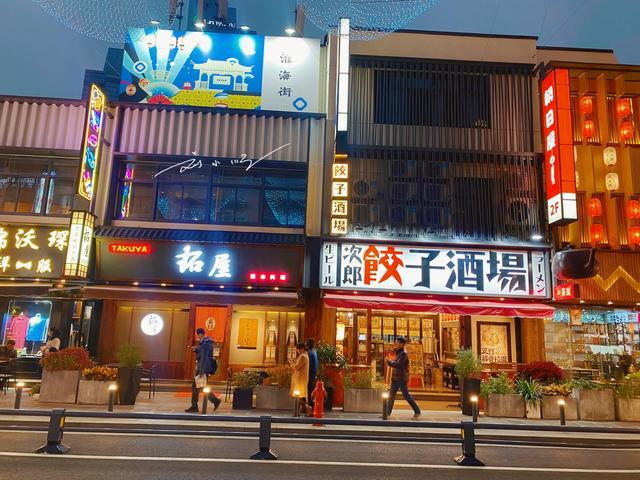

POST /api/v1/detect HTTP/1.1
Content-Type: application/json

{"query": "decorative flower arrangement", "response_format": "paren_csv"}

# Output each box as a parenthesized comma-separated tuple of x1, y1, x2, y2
(520, 361, 564, 384)
(541, 382, 573, 397)
(41, 347, 93, 372)
(82, 366, 118, 382)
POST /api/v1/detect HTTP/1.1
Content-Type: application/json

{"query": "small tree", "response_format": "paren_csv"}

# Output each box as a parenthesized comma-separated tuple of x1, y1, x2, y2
(454, 349, 482, 379)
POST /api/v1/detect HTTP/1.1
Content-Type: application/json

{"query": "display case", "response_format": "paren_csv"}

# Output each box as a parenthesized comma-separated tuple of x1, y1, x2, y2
(263, 312, 279, 364)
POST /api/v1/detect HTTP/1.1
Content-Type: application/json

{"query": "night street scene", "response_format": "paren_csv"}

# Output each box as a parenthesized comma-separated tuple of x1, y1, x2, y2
(0, 0, 640, 478)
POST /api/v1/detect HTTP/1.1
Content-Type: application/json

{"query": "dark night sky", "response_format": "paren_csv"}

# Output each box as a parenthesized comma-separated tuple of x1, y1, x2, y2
(1, 0, 638, 99)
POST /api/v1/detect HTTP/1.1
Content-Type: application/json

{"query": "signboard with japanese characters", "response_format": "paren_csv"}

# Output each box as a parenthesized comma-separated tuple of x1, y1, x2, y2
(120, 29, 320, 113)
(96, 239, 302, 287)
(321, 242, 550, 298)
(0, 225, 69, 279)
(330, 155, 349, 236)
(541, 69, 577, 225)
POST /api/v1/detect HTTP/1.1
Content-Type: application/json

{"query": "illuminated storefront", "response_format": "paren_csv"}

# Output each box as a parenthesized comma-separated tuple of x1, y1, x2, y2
(539, 62, 640, 376)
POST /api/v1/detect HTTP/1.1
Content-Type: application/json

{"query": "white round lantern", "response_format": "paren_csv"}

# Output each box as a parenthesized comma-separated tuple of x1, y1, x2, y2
(603, 146, 617, 166)
(605, 172, 619, 191)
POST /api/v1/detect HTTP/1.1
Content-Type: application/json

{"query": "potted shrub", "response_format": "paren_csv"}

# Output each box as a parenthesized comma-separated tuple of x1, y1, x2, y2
(256, 365, 293, 410)
(540, 382, 578, 420)
(115, 344, 143, 405)
(571, 377, 615, 421)
(481, 373, 524, 418)
(343, 369, 386, 413)
(78, 366, 118, 405)
(515, 377, 543, 419)
(39, 347, 92, 403)
(614, 374, 640, 422)
(316, 342, 347, 407)
(232, 371, 261, 410)
(454, 349, 482, 416)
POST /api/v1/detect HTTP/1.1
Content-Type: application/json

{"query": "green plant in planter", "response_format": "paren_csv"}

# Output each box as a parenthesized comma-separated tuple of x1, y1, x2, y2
(480, 373, 514, 398)
(344, 369, 385, 389)
(569, 377, 603, 391)
(316, 341, 347, 369)
(116, 344, 142, 368)
(515, 377, 543, 406)
(454, 349, 482, 379)
(266, 365, 292, 389)
(232, 371, 262, 390)
(615, 379, 640, 400)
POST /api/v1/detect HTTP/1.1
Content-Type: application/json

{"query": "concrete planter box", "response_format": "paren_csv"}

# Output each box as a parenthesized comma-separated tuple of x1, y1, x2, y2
(525, 401, 542, 419)
(255, 385, 293, 410)
(343, 388, 386, 413)
(541, 396, 578, 420)
(485, 394, 525, 418)
(615, 398, 640, 422)
(574, 388, 615, 421)
(77, 380, 116, 405)
(39, 370, 80, 403)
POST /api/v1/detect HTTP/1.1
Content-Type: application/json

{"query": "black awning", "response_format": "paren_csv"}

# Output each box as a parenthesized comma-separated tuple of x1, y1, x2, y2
(94, 226, 304, 246)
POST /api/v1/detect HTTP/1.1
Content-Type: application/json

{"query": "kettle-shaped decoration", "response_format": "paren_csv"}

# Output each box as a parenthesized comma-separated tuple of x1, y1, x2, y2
(552, 248, 599, 280)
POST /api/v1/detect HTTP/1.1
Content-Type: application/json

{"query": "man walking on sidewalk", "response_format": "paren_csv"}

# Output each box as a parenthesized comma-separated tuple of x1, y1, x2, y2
(185, 328, 221, 413)
(386, 336, 421, 419)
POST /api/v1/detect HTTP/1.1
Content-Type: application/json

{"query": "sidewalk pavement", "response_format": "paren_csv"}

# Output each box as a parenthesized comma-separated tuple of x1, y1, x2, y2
(1, 390, 638, 440)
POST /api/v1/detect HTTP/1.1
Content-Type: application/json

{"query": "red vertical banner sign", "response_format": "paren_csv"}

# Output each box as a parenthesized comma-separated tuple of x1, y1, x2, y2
(541, 69, 577, 225)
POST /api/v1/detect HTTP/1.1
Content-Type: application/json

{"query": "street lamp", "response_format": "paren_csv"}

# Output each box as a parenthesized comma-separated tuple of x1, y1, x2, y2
(14, 382, 24, 410)
(293, 390, 301, 417)
(202, 387, 211, 414)
(240, 25, 250, 31)
(108, 384, 117, 412)
(470, 395, 479, 423)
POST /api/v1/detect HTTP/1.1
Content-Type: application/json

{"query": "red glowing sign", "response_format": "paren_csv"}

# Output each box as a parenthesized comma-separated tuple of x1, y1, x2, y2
(248, 272, 288, 283)
(541, 69, 577, 226)
(554, 283, 578, 300)
(108, 243, 153, 255)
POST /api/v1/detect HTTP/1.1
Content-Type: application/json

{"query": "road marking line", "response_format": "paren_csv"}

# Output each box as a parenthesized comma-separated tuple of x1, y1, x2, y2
(1, 429, 638, 451)
(0, 452, 638, 473)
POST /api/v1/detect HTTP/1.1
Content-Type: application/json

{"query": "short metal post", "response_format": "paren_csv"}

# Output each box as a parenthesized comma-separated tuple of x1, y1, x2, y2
(202, 387, 210, 415)
(454, 421, 485, 467)
(250, 416, 278, 460)
(471, 395, 479, 423)
(382, 392, 389, 420)
(36, 409, 70, 454)
(107, 384, 117, 412)
(14, 382, 24, 410)
(558, 398, 566, 426)
(293, 390, 300, 418)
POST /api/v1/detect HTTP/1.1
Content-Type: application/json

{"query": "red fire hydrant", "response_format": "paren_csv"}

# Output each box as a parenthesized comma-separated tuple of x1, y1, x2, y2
(311, 380, 327, 423)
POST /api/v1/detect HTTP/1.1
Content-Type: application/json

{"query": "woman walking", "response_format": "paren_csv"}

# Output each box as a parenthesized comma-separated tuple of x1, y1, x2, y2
(289, 342, 310, 415)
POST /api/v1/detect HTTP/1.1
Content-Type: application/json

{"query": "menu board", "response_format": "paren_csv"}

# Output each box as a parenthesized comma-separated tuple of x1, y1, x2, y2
(405, 342, 425, 388)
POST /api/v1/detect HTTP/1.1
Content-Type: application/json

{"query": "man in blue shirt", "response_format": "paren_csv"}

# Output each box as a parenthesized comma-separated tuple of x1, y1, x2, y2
(306, 338, 318, 409)
(185, 328, 220, 413)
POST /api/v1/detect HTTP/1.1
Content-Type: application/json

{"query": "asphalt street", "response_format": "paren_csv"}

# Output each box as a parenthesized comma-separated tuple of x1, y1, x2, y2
(0, 430, 638, 479)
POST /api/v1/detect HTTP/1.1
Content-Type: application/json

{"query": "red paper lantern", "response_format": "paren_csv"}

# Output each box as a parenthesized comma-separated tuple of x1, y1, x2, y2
(630, 226, 640, 246)
(620, 121, 634, 140)
(616, 98, 632, 118)
(627, 199, 640, 219)
(579, 96, 593, 115)
(587, 197, 602, 217)
(590, 223, 604, 244)
(582, 119, 596, 138)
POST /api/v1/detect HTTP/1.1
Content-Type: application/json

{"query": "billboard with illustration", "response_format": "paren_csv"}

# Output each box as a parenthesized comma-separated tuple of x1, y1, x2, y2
(120, 28, 320, 113)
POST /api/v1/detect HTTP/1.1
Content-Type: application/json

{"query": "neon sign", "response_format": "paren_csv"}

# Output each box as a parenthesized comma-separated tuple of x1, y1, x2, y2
(108, 243, 153, 255)
(554, 283, 578, 300)
(248, 272, 288, 283)
(541, 69, 577, 225)
(78, 84, 106, 202)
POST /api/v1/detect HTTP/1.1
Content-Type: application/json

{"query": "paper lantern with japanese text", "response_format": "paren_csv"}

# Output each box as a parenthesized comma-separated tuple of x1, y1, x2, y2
(603, 146, 617, 166)
(582, 119, 596, 138)
(627, 199, 640, 219)
(590, 224, 604, 244)
(605, 172, 619, 191)
(616, 98, 632, 118)
(579, 96, 593, 115)
(587, 197, 602, 217)
(630, 226, 640, 246)
(620, 121, 634, 140)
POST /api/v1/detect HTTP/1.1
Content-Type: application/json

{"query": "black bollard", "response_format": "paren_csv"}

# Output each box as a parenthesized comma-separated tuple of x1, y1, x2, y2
(250, 416, 278, 460)
(558, 398, 566, 426)
(382, 392, 389, 420)
(107, 384, 117, 412)
(202, 387, 210, 415)
(36, 409, 70, 454)
(454, 421, 485, 467)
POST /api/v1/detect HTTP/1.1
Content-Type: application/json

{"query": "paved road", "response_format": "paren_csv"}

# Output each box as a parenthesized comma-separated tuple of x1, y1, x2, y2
(0, 430, 638, 479)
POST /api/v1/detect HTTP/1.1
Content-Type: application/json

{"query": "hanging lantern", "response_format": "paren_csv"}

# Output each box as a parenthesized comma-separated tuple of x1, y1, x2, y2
(630, 226, 640, 246)
(620, 121, 634, 140)
(616, 98, 632, 118)
(587, 197, 602, 217)
(582, 119, 596, 138)
(605, 172, 620, 191)
(603, 146, 617, 166)
(627, 199, 640, 219)
(590, 224, 604, 244)
(579, 96, 593, 115)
